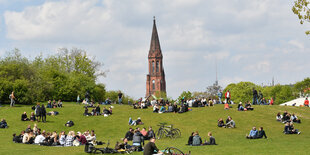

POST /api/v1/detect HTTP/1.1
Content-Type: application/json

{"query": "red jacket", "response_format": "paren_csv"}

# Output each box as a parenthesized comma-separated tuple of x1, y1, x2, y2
(225, 91, 231, 99)
(304, 100, 309, 106)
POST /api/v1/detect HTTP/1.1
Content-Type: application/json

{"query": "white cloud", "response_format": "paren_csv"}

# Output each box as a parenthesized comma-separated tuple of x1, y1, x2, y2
(2, 0, 310, 99)
(203, 51, 230, 61)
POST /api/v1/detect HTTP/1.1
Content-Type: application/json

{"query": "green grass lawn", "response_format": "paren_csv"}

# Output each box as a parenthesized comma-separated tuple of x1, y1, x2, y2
(0, 103, 309, 155)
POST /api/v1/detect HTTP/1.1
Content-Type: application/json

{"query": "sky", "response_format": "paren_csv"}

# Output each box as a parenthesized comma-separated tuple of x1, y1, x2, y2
(0, 0, 310, 99)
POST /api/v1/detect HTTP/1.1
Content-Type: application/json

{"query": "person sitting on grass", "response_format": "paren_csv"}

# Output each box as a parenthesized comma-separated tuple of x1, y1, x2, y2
(21, 112, 29, 121)
(65, 131, 75, 146)
(224, 103, 229, 110)
(103, 107, 112, 116)
(225, 117, 236, 128)
(187, 132, 194, 145)
(218, 118, 225, 127)
(125, 128, 134, 141)
(245, 102, 254, 110)
(52, 100, 57, 108)
(13, 131, 24, 143)
(34, 132, 46, 144)
(0, 118, 8, 128)
(168, 103, 174, 112)
(173, 102, 179, 113)
(143, 138, 162, 155)
(95, 104, 101, 116)
(59, 131, 66, 146)
(140, 127, 148, 138)
(282, 112, 291, 123)
(47, 100, 52, 108)
(146, 127, 155, 140)
(246, 127, 258, 139)
(291, 113, 301, 123)
(115, 138, 132, 150)
(30, 112, 36, 122)
(84, 107, 91, 116)
(158, 105, 166, 113)
(284, 122, 301, 134)
(203, 132, 216, 145)
(238, 102, 244, 111)
(132, 129, 144, 151)
(257, 127, 267, 139)
(153, 104, 159, 113)
(192, 131, 202, 146)
(77, 131, 87, 145)
(57, 100, 63, 108)
(276, 112, 283, 122)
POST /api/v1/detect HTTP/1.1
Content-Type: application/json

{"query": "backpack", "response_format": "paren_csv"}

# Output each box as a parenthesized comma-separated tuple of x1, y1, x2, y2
(65, 120, 74, 127)
(192, 135, 201, 146)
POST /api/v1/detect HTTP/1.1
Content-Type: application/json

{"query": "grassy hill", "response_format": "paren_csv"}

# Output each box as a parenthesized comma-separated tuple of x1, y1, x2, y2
(0, 103, 309, 155)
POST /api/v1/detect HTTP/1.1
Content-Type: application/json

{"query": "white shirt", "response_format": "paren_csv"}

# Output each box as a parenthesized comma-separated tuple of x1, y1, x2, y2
(34, 135, 45, 144)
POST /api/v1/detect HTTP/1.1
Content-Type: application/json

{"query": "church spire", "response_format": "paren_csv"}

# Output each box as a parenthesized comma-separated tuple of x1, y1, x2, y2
(149, 16, 162, 58)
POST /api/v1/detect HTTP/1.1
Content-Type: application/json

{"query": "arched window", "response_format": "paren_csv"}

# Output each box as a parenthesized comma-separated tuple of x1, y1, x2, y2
(152, 61, 155, 73)
(152, 80, 155, 90)
(156, 61, 159, 72)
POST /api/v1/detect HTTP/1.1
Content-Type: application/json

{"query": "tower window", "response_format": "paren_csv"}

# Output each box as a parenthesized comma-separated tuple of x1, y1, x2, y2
(152, 61, 155, 73)
(156, 61, 159, 72)
(152, 80, 155, 90)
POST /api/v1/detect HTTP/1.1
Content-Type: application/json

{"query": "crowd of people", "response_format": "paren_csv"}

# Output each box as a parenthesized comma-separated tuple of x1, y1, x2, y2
(83, 104, 113, 117)
(276, 111, 301, 124)
(12, 124, 97, 146)
(120, 127, 156, 152)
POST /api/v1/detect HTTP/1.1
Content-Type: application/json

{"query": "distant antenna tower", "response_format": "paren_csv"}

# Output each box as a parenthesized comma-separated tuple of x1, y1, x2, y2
(215, 60, 218, 86)
(272, 76, 274, 86)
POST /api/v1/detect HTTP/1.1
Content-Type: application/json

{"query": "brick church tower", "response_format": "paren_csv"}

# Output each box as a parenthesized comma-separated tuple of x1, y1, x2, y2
(146, 17, 166, 97)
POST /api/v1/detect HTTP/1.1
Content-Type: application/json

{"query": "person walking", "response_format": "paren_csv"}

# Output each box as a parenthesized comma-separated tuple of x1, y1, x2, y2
(41, 104, 46, 123)
(252, 88, 258, 105)
(118, 91, 123, 104)
(217, 91, 223, 104)
(77, 95, 80, 104)
(9, 91, 15, 107)
(225, 90, 231, 104)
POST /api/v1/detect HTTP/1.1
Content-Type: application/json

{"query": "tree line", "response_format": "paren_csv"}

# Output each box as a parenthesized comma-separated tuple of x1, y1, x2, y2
(0, 48, 107, 104)
(178, 78, 310, 105)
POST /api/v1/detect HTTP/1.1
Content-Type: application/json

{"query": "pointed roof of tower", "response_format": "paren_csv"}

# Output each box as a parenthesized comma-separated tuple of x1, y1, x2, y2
(149, 16, 162, 58)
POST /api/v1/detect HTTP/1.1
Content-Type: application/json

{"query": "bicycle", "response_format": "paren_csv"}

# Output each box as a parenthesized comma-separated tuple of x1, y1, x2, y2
(156, 123, 181, 139)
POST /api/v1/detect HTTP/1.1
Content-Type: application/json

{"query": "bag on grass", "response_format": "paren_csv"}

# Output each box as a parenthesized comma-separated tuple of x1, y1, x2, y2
(65, 120, 74, 127)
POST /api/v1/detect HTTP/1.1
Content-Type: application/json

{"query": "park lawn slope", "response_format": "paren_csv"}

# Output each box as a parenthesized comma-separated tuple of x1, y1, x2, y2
(0, 103, 309, 155)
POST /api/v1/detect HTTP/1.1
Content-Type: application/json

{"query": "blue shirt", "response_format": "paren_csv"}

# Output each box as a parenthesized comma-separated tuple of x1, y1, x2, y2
(249, 129, 258, 137)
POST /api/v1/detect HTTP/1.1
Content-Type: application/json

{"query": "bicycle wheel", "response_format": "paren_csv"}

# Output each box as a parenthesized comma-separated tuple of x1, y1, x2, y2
(156, 129, 164, 139)
(170, 129, 179, 139)
(163, 147, 185, 155)
(174, 128, 181, 137)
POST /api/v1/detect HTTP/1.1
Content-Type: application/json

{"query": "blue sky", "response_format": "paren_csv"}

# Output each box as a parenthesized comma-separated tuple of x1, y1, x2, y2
(0, 0, 310, 99)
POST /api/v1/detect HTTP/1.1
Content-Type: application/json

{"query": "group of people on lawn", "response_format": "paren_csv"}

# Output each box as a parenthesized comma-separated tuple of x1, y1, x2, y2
(187, 131, 216, 146)
(276, 111, 302, 134)
(83, 104, 113, 116)
(12, 124, 96, 146)
(47, 100, 63, 108)
(153, 102, 189, 114)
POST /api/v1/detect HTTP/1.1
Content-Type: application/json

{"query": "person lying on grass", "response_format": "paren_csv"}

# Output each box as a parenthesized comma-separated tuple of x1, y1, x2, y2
(129, 117, 144, 126)
(244, 102, 254, 110)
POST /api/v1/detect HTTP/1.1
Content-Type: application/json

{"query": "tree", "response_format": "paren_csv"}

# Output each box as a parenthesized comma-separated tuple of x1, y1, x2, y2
(206, 82, 222, 98)
(177, 91, 192, 103)
(223, 82, 259, 104)
(292, 0, 310, 35)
